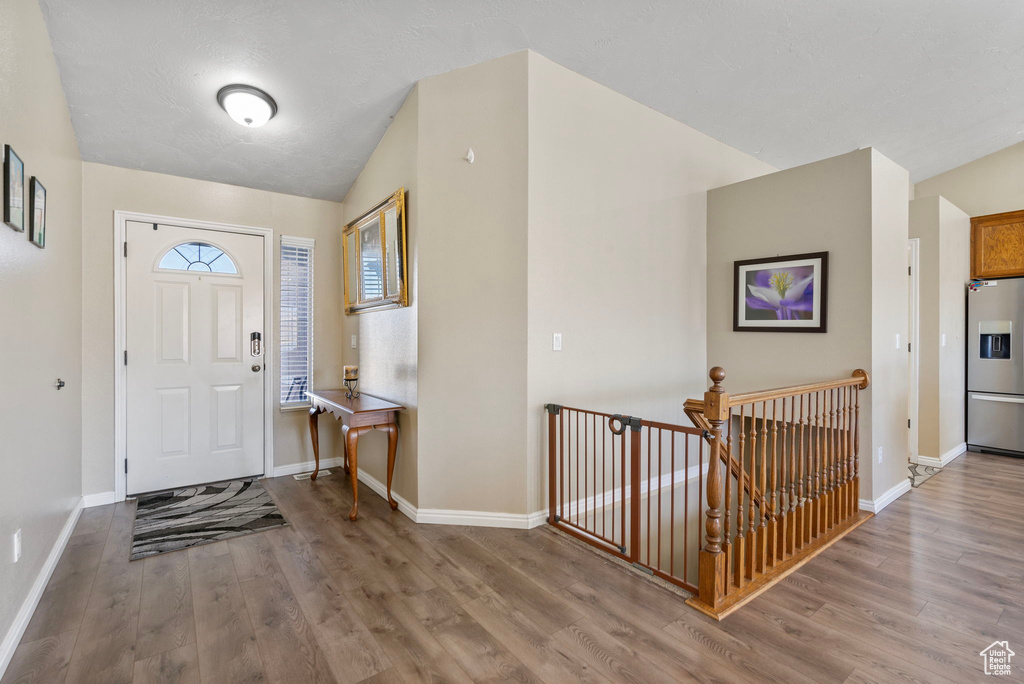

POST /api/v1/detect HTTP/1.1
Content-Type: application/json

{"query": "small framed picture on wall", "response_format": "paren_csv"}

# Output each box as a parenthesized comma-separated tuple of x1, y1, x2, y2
(29, 177, 46, 248)
(4, 145, 25, 232)
(733, 251, 828, 333)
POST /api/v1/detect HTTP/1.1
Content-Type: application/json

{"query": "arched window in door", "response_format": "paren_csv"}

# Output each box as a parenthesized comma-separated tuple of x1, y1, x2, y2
(158, 242, 238, 274)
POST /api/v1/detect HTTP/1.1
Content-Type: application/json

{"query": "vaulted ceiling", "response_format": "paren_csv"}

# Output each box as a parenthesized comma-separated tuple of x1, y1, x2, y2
(40, 0, 1024, 202)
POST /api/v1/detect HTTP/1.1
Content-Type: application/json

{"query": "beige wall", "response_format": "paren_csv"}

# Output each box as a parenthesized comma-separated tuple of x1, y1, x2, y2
(347, 50, 776, 516)
(340, 53, 530, 514)
(525, 52, 775, 513)
(416, 52, 531, 513)
(80, 163, 346, 496)
(909, 196, 970, 461)
(0, 0, 83, 655)
(911, 198, 941, 460)
(707, 149, 910, 501)
(870, 151, 912, 498)
(914, 141, 1024, 217)
(341, 87, 419, 506)
(937, 199, 970, 456)
(708, 150, 874, 388)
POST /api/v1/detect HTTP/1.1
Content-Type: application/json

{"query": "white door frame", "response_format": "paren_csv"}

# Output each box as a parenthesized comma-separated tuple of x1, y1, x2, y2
(907, 238, 920, 464)
(114, 210, 274, 502)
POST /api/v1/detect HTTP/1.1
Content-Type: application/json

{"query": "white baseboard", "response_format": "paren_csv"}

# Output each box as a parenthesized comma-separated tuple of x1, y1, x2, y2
(354, 469, 418, 522)
(942, 442, 968, 465)
(915, 442, 967, 468)
(0, 498, 84, 678)
(413, 504, 546, 529)
(353, 469, 550, 529)
(83, 491, 116, 508)
(270, 460, 548, 530)
(271, 457, 345, 478)
(527, 510, 549, 529)
(414, 508, 535, 529)
(859, 478, 912, 514)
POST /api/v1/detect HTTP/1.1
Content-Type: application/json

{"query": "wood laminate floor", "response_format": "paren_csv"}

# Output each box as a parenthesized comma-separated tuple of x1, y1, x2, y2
(4, 450, 1023, 683)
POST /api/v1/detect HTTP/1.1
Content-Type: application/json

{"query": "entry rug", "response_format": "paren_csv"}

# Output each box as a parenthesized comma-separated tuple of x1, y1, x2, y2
(130, 478, 287, 560)
(908, 463, 940, 488)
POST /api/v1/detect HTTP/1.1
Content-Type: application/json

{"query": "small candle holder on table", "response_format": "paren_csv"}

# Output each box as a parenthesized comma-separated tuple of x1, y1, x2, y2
(343, 365, 360, 399)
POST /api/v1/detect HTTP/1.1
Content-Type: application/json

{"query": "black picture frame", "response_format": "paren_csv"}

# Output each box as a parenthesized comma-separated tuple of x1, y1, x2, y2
(29, 177, 46, 249)
(733, 251, 829, 333)
(4, 144, 25, 232)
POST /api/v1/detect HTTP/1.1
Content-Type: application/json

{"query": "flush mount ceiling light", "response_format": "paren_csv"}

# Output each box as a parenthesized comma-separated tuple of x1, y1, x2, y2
(217, 84, 277, 128)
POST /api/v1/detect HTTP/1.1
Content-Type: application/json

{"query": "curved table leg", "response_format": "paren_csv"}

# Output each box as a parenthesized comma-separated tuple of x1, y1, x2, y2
(384, 423, 399, 510)
(346, 426, 368, 521)
(341, 424, 351, 474)
(308, 406, 322, 480)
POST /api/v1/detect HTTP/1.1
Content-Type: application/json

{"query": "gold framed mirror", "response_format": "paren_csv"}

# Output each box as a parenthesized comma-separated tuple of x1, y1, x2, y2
(343, 188, 408, 314)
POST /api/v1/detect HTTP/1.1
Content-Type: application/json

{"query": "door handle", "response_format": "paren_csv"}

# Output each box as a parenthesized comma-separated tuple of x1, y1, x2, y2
(971, 393, 1024, 404)
(252, 364, 262, 373)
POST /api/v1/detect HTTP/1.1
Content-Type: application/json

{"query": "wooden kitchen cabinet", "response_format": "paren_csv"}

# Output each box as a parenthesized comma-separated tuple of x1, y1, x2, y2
(971, 208, 1024, 279)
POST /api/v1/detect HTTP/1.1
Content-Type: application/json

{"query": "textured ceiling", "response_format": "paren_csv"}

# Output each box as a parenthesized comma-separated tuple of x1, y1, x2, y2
(40, 0, 1024, 202)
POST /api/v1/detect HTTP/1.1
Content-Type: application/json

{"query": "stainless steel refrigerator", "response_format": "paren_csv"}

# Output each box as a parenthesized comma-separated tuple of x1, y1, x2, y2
(968, 277, 1024, 456)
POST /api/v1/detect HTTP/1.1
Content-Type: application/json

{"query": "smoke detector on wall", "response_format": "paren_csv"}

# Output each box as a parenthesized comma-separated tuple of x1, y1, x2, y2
(217, 84, 277, 128)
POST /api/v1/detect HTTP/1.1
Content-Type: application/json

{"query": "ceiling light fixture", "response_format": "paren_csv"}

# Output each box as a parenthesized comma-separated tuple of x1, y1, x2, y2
(217, 84, 277, 128)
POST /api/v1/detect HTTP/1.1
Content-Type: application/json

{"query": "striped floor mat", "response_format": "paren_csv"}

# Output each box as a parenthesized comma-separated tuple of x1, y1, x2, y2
(130, 478, 287, 560)
(909, 463, 940, 488)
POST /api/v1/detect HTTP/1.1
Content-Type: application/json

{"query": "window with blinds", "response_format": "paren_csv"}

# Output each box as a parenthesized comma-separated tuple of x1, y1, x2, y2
(280, 236, 314, 407)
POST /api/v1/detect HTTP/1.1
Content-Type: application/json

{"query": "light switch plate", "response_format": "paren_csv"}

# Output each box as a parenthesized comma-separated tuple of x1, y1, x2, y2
(894, 334, 901, 350)
(552, 333, 562, 351)
(877, 447, 883, 464)
(12, 529, 21, 563)
(351, 335, 357, 349)
(941, 333, 947, 347)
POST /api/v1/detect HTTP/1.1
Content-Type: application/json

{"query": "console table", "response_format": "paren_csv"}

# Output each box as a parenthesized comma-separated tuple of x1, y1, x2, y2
(306, 390, 404, 521)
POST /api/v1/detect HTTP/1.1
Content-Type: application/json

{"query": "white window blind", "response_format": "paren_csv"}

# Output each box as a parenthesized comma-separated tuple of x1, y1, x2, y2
(280, 236, 314, 407)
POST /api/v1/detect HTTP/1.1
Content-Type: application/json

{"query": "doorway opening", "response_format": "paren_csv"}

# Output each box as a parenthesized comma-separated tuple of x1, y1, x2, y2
(908, 238, 920, 467)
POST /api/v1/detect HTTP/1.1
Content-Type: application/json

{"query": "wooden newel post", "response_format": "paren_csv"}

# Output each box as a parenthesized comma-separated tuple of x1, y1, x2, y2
(851, 369, 869, 512)
(698, 367, 729, 609)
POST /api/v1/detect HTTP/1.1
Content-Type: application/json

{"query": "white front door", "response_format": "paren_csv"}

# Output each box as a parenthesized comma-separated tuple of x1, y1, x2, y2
(126, 220, 266, 495)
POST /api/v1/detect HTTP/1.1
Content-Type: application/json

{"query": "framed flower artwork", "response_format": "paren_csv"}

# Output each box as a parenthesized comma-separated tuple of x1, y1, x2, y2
(733, 252, 828, 333)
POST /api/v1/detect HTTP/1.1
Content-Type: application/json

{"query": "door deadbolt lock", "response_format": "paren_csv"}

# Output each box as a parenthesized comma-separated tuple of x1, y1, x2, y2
(250, 332, 262, 357)
(252, 364, 262, 373)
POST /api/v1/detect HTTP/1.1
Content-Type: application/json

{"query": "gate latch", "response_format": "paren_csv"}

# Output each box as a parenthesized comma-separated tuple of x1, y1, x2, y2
(609, 414, 631, 435)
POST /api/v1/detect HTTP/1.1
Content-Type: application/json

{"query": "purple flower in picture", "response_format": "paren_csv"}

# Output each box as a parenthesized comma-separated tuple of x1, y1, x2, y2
(745, 267, 814, 320)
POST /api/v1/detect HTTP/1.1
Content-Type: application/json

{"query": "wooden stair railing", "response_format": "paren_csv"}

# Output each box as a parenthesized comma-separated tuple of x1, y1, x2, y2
(684, 402, 765, 509)
(685, 366, 873, 620)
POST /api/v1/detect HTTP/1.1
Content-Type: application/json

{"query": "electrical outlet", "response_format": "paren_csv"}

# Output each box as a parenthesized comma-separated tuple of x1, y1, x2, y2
(552, 333, 562, 351)
(12, 529, 21, 563)
(351, 335, 357, 349)
(877, 447, 883, 464)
